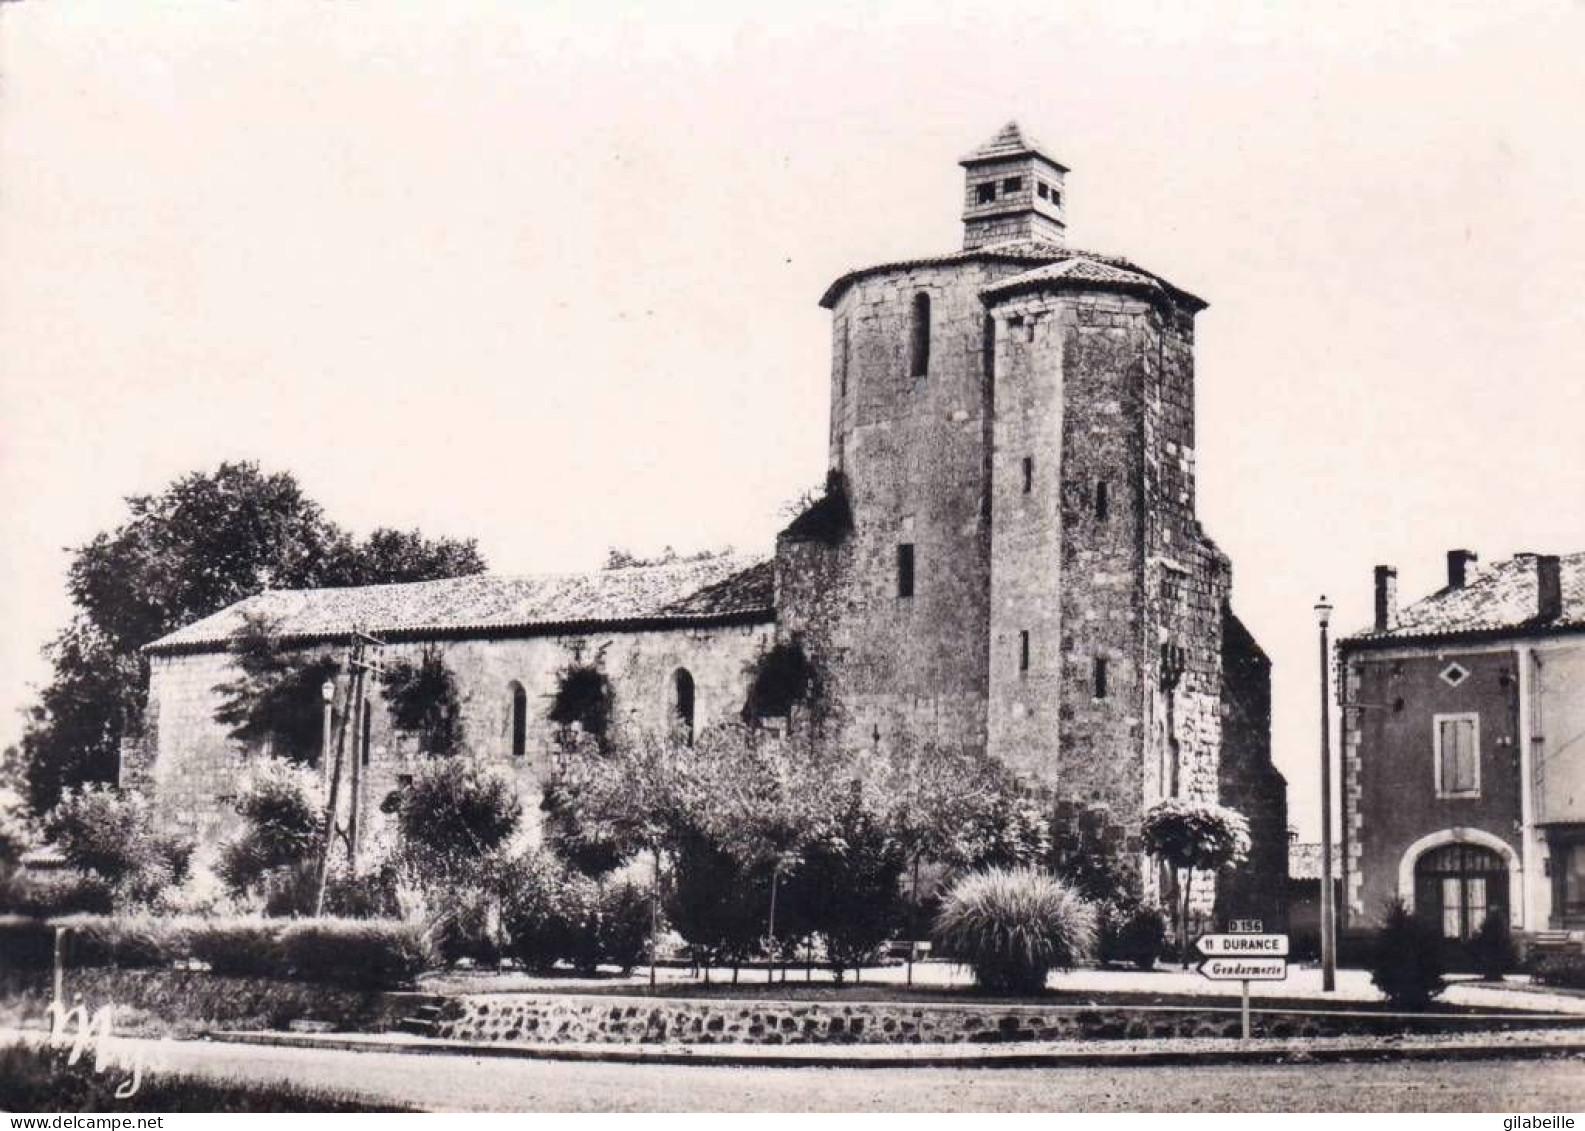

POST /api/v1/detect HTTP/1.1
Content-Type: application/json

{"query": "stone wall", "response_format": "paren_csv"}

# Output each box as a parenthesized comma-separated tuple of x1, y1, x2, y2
(145, 619, 774, 850)
(433, 991, 1564, 1046)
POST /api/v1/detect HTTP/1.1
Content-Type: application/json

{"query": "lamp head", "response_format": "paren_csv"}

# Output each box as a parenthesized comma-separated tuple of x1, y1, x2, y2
(1314, 595, 1334, 627)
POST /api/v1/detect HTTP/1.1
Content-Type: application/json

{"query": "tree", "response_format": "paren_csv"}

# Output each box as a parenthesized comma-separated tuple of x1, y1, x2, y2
(393, 759, 521, 868)
(217, 760, 326, 913)
(786, 783, 906, 982)
(19, 461, 486, 814)
(380, 648, 465, 756)
(548, 726, 704, 983)
(42, 785, 192, 906)
(1140, 797, 1251, 969)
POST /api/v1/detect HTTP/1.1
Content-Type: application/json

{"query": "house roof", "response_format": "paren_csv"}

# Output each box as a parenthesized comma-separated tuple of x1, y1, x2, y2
(1288, 842, 1340, 881)
(145, 554, 775, 655)
(819, 240, 1206, 311)
(959, 120, 1068, 171)
(1343, 551, 1585, 648)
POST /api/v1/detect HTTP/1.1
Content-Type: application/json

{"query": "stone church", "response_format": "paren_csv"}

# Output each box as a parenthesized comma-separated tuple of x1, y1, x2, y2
(133, 123, 1288, 920)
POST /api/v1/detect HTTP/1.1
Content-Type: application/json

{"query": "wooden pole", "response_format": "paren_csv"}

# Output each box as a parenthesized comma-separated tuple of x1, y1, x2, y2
(52, 926, 66, 1006)
(1241, 978, 1251, 1040)
(314, 642, 358, 916)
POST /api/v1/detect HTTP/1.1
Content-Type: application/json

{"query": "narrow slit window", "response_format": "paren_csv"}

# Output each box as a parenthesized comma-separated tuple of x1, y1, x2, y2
(1019, 630, 1030, 672)
(896, 543, 915, 599)
(909, 293, 931, 378)
(1095, 480, 1110, 522)
(361, 700, 372, 766)
(509, 682, 527, 758)
(1093, 657, 1109, 700)
(1051, 189, 1062, 208)
(1037, 183, 1049, 200)
(1022, 456, 1034, 494)
(840, 319, 850, 397)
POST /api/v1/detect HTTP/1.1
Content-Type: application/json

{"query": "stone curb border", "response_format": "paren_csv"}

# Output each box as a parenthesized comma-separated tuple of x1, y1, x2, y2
(209, 1028, 1585, 1070)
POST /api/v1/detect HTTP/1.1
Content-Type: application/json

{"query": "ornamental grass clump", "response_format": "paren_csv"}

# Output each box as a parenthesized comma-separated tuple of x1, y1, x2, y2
(932, 866, 1096, 994)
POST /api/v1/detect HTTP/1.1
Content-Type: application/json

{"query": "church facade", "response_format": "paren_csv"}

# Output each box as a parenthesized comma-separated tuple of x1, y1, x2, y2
(134, 124, 1287, 921)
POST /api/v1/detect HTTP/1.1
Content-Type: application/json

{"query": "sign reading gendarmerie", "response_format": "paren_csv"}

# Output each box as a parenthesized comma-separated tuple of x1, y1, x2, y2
(1197, 957, 1288, 981)
(1197, 933, 1290, 957)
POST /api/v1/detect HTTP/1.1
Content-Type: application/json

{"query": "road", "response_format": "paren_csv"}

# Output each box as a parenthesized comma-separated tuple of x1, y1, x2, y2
(100, 1037, 1585, 1112)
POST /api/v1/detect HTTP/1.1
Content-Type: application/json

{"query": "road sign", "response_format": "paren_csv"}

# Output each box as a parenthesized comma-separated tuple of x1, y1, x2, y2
(1197, 933, 1289, 958)
(1197, 957, 1288, 981)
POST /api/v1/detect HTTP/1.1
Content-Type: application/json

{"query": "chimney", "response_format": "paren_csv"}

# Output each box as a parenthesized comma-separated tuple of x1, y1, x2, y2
(1538, 554, 1563, 621)
(1374, 565, 1398, 632)
(1447, 549, 1478, 589)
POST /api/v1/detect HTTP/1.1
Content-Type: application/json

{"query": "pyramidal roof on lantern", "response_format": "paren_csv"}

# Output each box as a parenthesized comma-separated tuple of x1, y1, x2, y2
(959, 120, 1068, 171)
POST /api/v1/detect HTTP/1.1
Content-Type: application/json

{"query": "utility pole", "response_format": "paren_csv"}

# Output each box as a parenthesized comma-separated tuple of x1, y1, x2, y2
(313, 627, 385, 913)
(1315, 595, 1337, 993)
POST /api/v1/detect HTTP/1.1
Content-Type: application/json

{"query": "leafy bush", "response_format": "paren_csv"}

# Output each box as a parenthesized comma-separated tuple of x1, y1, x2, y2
(1098, 898, 1167, 970)
(664, 828, 761, 974)
(52, 914, 188, 969)
(394, 759, 520, 864)
(42, 786, 190, 906)
(499, 850, 601, 973)
(933, 867, 1096, 994)
(217, 762, 325, 914)
(278, 918, 434, 989)
(1468, 910, 1517, 981)
(1531, 952, 1585, 989)
(0, 870, 114, 917)
(187, 918, 283, 976)
(0, 915, 55, 970)
(1368, 899, 1446, 1007)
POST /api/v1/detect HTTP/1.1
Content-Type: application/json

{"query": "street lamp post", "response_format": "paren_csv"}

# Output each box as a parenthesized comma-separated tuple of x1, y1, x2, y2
(1315, 595, 1337, 993)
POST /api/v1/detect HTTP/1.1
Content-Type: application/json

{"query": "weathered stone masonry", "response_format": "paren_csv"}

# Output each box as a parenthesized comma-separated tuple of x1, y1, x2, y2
(137, 122, 1287, 920)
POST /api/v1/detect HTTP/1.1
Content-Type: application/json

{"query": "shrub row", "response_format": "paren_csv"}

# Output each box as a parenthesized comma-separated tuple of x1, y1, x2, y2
(0, 914, 432, 989)
(500, 854, 652, 974)
(1532, 952, 1585, 989)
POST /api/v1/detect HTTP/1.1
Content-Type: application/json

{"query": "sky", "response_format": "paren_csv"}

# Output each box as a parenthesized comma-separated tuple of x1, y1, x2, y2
(2, 0, 1582, 839)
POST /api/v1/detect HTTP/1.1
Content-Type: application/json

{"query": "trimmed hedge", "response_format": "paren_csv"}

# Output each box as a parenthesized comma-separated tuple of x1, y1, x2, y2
(187, 919, 282, 977)
(1532, 952, 1585, 989)
(0, 916, 55, 971)
(52, 914, 190, 970)
(0, 871, 114, 918)
(278, 919, 434, 989)
(1, 914, 432, 989)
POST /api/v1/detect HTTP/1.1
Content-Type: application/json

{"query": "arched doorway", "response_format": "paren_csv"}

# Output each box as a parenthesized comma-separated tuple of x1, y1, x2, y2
(672, 668, 695, 744)
(1414, 842, 1508, 942)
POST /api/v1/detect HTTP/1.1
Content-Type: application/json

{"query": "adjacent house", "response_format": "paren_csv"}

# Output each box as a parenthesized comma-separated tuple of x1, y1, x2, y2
(1339, 550, 1585, 953)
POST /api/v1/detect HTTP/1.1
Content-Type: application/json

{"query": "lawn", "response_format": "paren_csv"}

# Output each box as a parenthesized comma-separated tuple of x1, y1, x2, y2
(0, 1041, 415, 1113)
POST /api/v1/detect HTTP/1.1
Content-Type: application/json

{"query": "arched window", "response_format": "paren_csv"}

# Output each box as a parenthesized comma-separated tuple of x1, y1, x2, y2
(1414, 842, 1507, 941)
(508, 681, 527, 758)
(909, 293, 931, 378)
(673, 668, 696, 744)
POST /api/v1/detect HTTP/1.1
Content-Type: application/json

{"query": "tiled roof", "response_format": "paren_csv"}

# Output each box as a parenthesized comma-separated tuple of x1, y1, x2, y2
(819, 240, 1206, 311)
(1288, 843, 1340, 881)
(959, 120, 1067, 170)
(1344, 552, 1585, 647)
(980, 256, 1173, 302)
(145, 554, 775, 654)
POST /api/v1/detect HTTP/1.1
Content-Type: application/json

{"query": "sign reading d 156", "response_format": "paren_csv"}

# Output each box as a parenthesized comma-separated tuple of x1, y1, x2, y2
(1196, 933, 1289, 958)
